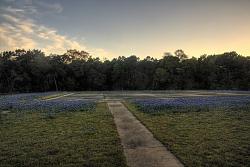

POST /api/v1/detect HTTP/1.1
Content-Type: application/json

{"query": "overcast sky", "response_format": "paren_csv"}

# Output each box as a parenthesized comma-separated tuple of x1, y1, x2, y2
(0, 0, 250, 59)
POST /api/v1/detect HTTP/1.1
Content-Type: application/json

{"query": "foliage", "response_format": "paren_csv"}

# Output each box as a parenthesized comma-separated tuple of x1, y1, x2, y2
(0, 49, 250, 92)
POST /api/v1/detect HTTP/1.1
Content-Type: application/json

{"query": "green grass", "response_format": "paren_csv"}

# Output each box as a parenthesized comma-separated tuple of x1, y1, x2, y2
(0, 103, 127, 167)
(125, 102, 250, 167)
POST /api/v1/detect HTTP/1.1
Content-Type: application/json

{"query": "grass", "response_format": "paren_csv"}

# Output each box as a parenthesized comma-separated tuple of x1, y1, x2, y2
(125, 102, 250, 167)
(0, 103, 127, 167)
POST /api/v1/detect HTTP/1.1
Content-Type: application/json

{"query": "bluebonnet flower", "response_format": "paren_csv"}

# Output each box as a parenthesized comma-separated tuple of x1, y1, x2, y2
(0, 93, 95, 112)
(133, 95, 250, 113)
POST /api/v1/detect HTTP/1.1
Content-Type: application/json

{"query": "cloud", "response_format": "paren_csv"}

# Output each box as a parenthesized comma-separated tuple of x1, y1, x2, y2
(3, 0, 16, 2)
(5, 6, 26, 14)
(0, 2, 114, 58)
(0, 23, 36, 50)
(2, 13, 20, 23)
(88, 48, 115, 59)
(35, 1, 63, 14)
(0, 12, 85, 54)
(2, 0, 63, 15)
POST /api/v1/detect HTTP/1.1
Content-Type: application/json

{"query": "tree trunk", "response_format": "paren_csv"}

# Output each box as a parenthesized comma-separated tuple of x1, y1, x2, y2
(53, 75, 58, 91)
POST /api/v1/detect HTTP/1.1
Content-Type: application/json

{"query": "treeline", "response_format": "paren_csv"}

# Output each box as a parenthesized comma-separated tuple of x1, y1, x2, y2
(0, 49, 249, 92)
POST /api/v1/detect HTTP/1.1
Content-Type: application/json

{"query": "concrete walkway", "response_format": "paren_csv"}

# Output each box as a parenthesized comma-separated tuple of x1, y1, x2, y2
(44, 93, 75, 100)
(108, 101, 183, 167)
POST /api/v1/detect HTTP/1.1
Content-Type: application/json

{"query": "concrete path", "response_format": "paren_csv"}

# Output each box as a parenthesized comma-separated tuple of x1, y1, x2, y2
(108, 101, 183, 167)
(45, 93, 75, 100)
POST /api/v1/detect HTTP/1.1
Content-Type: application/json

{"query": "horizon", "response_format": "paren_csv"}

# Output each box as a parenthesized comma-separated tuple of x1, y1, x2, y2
(0, 0, 250, 59)
(1, 49, 249, 61)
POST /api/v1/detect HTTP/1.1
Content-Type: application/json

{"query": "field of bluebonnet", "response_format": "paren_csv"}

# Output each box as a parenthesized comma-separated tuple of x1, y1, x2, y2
(126, 92, 250, 167)
(0, 92, 95, 112)
(0, 91, 250, 167)
(0, 92, 126, 167)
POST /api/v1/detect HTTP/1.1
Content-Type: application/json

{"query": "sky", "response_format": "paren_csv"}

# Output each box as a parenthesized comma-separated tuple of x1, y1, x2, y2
(0, 0, 250, 59)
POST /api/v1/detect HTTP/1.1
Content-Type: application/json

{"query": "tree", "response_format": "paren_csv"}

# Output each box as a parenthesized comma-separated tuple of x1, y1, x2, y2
(174, 49, 188, 61)
(0, 49, 249, 92)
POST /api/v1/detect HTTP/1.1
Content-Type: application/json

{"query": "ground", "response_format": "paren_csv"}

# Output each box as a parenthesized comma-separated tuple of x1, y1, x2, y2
(0, 103, 127, 167)
(124, 102, 250, 167)
(0, 91, 250, 167)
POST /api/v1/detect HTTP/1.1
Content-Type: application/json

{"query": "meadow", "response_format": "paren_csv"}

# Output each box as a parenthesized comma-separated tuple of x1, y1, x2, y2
(125, 94, 250, 167)
(0, 93, 126, 167)
(0, 91, 250, 167)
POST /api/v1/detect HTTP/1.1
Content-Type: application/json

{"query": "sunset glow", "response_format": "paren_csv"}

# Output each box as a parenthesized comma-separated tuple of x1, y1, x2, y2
(0, 0, 249, 58)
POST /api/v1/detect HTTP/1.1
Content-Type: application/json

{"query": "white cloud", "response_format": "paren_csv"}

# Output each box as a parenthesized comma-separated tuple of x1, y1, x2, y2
(2, 13, 20, 23)
(0, 23, 36, 50)
(0, 13, 84, 54)
(5, 6, 26, 13)
(35, 1, 63, 14)
(0, 2, 115, 58)
(89, 48, 115, 59)
(2, 0, 63, 15)
(3, 0, 16, 2)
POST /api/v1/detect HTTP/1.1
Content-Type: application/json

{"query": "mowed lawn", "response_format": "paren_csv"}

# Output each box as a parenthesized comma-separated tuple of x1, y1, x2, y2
(125, 102, 250, 167)
(0, 103, 127, 167)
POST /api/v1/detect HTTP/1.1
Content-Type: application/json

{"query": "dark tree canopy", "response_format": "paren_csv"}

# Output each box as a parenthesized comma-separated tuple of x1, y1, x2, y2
(0, 49, 249, 93)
